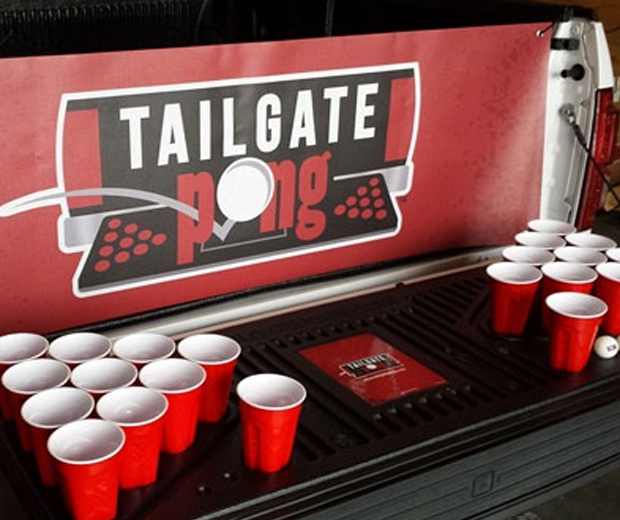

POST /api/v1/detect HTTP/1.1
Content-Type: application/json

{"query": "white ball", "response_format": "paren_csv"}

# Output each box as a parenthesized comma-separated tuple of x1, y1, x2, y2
(594, 336, 619, 359)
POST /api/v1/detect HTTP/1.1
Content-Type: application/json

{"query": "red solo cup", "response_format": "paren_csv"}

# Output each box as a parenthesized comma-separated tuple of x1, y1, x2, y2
(515, 231, 565, 250)
(139, 359, 205, 454)
(565, 232, 617, 251)
(553, 246, 608, 266)
(96, 387, 168, 488)
(21, 388, 94, 486)
(0, 333, 48, 420)
(112, 333, 176, 366)
(606, 248, 620, 263)
(595, 263, 620, 335)
(2, 359, 71, 451)
(48, 419, 125, 520)
(486, 262, 542, 335)
(71, 358, 138, 398)
(49, 333, 111, 366)
(545, 292, 607, 372)
(178, 334, 241, 422)
(237, 373, 307, 473)
(502, 246, 555, 266)
(528, 218, 576, 236)
(540, 263, 598, 328)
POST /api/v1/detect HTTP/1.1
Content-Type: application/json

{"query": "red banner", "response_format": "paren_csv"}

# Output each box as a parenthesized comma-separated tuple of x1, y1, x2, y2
(0, 23, 550, 334)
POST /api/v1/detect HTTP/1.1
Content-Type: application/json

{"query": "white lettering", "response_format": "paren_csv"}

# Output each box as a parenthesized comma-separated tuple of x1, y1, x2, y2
(222, 97, 247, 157)
(354, 83, 378, 140)
(119, 78, 387, 171)
(323, 86, 349, 144)
(289, 90, 316, 149)
(158, 103, 189, 166)
(120, 106, 150, 170)
(199, 100, 211, 161)
(256, 93, 282, 153)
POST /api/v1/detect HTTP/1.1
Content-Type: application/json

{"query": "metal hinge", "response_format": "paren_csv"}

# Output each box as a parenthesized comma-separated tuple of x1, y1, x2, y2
(551, 38, 580, 51)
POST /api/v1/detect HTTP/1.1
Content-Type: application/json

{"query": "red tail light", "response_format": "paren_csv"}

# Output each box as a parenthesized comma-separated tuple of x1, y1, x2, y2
(576, 88, 619, 230)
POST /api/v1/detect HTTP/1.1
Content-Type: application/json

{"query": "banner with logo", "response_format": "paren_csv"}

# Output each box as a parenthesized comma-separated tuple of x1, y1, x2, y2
(0, 24, 550, 333)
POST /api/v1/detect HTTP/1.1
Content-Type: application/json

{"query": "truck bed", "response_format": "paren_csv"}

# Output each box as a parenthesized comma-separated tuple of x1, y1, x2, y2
(3, 264, 620, 520)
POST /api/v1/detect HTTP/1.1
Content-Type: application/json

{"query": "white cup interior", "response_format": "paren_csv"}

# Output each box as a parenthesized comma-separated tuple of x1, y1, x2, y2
(605, 247, 620, 262)
(139, 359, 205, 393)
(22, 387, 94, 429)
(596, 262, 620, 283)
(541, 262, 597, 284)
(545, 292, 608, 319)
(502, 246, 555, 265)
(486, 262, 542, 284)
(515, 231, 565, 250)
(237, 373, 306, 411)
(0, 333, 49, 364)
(2, 359, 70, 394)
(553, 246, 608, 266)
(607, 248, 620, 262)
(47, 419, 125, 465)
(178, 334, 241, 365)
(49, 333, 111, 364)
(113, 333, 176, 363)
(528, 218, 576, 236)
(96, 387, 168, 426)
(71, 358, 138, 394)
(565, 232, 617, 251)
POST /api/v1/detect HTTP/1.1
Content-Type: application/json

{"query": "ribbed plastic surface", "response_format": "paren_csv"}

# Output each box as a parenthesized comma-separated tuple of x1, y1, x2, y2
(3, 265, 620, 520)
(0, 1, 195, 56)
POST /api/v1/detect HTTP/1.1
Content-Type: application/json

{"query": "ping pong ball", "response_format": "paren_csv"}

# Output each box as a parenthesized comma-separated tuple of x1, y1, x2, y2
(594, 335, 619, 359)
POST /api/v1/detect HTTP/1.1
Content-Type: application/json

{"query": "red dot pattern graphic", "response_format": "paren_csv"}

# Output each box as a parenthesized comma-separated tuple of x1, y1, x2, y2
(333, 176, 389, 222)
(124, 223, 138, 235)
(152, 233, 167, 246)
(138, 229, 153, 241)
(95, 260, 110, 273)
(104, 232, 118, 243)
(119, 237, 134, 249)
(115, 251, 130, 264)
(99, 245, 114, 257)
(107, 218, 122, 230)
(134, 244, 149, 256)
(347, 208, 360, 219)
(92, 218, 168, 273)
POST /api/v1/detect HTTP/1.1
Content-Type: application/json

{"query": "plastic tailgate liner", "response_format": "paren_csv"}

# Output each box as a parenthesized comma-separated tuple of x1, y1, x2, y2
(3, 265, 620, 520)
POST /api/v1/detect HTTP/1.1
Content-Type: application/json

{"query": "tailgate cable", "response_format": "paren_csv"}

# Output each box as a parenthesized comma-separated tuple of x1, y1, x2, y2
(560, 104, 620, 211)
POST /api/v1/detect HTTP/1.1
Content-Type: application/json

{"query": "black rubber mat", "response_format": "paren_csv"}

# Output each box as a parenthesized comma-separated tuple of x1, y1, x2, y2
(3, 265, 620, 520)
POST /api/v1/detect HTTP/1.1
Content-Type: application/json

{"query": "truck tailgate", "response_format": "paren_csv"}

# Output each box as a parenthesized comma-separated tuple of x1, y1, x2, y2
(3, 265, 620, 520)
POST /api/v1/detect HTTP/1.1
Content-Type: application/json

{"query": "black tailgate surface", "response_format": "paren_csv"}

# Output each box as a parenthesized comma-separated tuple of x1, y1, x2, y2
(3, 265, 620, 520)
